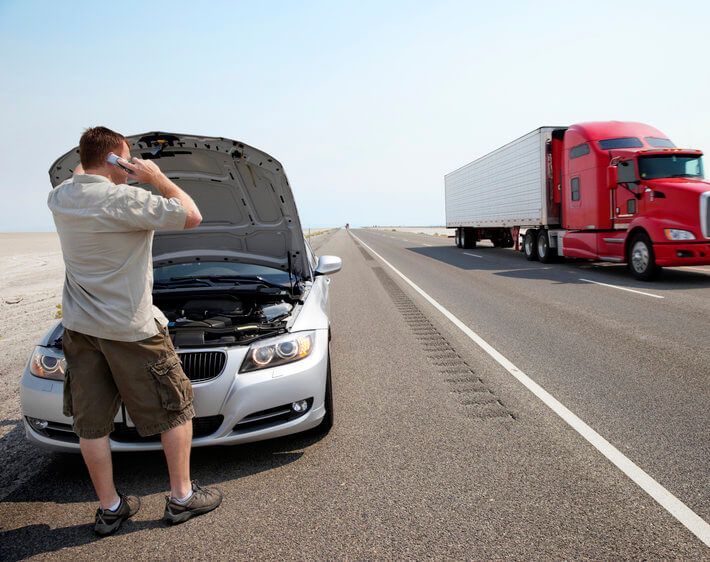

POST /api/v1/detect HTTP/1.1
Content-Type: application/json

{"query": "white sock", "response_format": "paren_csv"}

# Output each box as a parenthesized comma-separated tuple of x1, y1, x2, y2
(106, 497, 122, 512)
(173, 490, 194, 505)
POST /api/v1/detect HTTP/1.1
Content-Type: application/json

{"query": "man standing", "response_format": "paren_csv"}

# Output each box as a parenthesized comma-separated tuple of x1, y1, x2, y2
(48, 126, 222, 535)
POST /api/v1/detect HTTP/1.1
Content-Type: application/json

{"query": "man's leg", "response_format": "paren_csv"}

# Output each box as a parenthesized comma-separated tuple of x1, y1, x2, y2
(161, 420, 193, 499)
(80, 436, 119, 509)
(63, 329, 123, 512)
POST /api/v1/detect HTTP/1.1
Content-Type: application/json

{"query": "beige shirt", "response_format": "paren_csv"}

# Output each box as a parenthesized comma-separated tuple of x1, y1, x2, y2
(48, 174, 187, 341)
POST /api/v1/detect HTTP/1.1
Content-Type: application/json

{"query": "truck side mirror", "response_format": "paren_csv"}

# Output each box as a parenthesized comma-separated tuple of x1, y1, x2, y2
(607, 166, 618, 189)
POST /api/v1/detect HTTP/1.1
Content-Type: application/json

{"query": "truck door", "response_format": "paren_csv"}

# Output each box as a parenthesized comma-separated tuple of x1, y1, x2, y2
(613, 159, 639, 228)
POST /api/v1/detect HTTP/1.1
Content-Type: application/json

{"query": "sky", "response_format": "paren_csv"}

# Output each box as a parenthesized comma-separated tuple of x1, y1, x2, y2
(1, 0, 709, 231)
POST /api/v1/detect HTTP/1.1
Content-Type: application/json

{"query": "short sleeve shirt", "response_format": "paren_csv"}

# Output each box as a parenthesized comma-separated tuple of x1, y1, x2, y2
(47, 174, 188, 341)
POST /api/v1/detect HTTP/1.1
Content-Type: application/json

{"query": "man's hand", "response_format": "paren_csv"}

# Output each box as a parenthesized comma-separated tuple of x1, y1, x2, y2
(123, 157, 164, 185)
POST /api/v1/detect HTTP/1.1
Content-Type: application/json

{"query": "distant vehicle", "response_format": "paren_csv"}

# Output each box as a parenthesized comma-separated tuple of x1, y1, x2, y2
(21, 132, 342, 452)
(445, 122, 710, 279)
(345, 223, 350, 230)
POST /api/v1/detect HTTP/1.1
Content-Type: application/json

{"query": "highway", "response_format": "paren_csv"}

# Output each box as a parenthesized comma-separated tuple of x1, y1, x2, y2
(0, 228, 708, 559)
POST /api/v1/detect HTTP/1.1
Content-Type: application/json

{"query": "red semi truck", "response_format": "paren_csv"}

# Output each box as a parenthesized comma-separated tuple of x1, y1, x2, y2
(445, 121, 710, 279)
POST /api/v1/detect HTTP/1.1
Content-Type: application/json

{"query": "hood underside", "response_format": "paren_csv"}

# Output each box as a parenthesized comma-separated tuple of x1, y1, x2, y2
(48, 132, 310, 278)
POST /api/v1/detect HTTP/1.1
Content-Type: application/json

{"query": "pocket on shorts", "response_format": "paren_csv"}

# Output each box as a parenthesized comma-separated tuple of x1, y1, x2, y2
(62, 369, 74, 417)
(148, 355, 193, 411)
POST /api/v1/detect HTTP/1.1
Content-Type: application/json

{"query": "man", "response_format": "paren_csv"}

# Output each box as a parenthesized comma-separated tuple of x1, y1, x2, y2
(47, 126, 222, 536)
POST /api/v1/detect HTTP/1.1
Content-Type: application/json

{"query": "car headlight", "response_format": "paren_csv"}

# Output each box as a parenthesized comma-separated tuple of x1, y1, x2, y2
(29, 347, 67, 381)
(240, 332, 314, 373)
(664, 229, 695, 240)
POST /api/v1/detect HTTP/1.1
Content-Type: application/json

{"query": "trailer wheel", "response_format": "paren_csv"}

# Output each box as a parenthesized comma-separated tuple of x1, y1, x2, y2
(462, 228, 477, 249)
(455, 228, 462, 248)
(628, 233, 660, 281)
(523, 229, 538, 261)
(536, 230, 554, 263)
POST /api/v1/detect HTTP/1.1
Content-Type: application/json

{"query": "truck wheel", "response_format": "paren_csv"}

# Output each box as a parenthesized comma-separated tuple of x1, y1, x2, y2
(523, 230, 538, 261)
(462, 228, 477, 249)
(455, 228, 462, 248)
(536, 230, 554, 263)
(628, 233, 660, 281)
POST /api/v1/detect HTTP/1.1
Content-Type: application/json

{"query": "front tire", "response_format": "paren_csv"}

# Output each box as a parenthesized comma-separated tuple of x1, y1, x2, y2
(523, 229, 538, 261)
(628, 233, 660, 281)
(312, 350, 334, 435)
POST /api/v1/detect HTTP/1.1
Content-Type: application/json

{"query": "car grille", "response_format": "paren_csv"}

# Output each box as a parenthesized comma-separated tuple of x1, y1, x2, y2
(43, 420, 79, 444)
(232, 398, 313, 433)
(701, 192, 710, 238)
(110, 415, 224, 443)
(32, 416, 224, 444)
(178, 351, 227, 382)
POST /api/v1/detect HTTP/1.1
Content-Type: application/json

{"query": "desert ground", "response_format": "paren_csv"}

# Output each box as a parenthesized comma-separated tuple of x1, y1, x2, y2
(369, 226, 451, 237)
(0, 233, 64, 500)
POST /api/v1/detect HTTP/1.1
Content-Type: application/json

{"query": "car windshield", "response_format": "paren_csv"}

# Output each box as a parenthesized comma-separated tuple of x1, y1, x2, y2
(154, 261, 292, 286)
(638, 155, 704, 180)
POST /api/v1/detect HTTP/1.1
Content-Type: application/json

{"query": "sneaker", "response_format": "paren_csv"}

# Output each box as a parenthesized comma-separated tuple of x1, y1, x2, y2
(94, 493, 141, 536)
(163, 481, 223, 525)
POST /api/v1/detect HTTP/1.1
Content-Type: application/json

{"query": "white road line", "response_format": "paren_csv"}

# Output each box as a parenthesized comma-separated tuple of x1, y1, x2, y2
(422, 243, 432, 246)
(351, 233, 710, 547)
(579, 278, 664, 299)
(463, 252, 483, 258)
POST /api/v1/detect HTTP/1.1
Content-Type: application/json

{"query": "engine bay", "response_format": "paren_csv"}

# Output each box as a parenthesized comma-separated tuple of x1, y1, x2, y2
(154, 293, 295, 348)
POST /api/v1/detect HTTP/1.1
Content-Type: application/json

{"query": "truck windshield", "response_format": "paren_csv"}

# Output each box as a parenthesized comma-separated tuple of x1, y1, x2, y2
(598, 137, 643, 149)
(638, 155, 704, 180)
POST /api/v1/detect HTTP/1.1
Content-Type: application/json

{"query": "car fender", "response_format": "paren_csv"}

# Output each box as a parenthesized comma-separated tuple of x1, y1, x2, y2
(290, 277, 329, 333)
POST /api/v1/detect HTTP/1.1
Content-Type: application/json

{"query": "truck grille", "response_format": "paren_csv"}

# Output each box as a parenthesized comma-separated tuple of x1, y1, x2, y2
(701, 192, 710, 239)
(177, 351, 227, 382)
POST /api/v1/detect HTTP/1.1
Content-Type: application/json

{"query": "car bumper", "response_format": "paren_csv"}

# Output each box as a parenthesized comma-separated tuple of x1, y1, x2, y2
(653, 241, 710, 267)
(20, 329, 329, 452)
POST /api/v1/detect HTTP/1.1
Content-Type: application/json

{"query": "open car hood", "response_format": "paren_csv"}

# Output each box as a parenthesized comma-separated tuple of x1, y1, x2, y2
(48, 132, 310, 278)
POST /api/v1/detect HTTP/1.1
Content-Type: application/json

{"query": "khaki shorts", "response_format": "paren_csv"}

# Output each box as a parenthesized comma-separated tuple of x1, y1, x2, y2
(62, 321, 194, 439)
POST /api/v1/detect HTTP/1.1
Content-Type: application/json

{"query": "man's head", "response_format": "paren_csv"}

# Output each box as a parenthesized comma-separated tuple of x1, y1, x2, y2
(79, 126, 131, 184)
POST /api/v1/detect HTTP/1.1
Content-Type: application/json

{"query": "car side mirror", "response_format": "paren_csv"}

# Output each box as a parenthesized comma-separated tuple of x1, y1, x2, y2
(314, 255, 342, 276)
(607, 166, 618, 189)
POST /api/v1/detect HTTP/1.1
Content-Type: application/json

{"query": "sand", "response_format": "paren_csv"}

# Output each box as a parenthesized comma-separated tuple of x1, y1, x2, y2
(369, 226, 453, 237)
(0, 232, 65, 499)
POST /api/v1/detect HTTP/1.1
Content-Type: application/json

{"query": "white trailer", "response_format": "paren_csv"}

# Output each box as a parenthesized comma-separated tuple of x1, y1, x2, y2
(445, 127, 562, 249)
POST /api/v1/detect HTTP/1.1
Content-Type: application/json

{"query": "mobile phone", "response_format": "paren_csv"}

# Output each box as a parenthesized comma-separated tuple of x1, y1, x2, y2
(106, 152, 134, 174)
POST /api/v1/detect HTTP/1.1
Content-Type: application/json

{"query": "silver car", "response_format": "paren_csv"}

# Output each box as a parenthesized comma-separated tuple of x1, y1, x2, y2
(20, 132, 342, 452)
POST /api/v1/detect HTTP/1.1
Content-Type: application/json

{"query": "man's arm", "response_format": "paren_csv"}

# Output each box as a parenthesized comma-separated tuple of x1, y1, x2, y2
(124, 158, 202, 229)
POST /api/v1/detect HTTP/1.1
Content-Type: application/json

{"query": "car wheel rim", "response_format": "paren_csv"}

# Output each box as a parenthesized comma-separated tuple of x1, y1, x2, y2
(631, 241, 649, 272)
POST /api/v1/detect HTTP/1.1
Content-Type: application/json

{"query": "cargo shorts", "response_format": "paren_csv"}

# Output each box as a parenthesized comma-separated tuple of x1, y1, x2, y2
(61, 321, 194, 439)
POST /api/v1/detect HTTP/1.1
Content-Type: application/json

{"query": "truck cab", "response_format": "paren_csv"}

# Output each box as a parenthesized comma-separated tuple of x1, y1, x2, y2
(554, 122, 710, 279)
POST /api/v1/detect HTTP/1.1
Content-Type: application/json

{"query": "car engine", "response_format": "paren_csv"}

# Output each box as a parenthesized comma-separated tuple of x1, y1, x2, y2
(154, 294, 293, 347)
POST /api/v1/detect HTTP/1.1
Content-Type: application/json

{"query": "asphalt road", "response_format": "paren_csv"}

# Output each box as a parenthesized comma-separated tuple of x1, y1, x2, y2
(1, 228, 708, 559)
